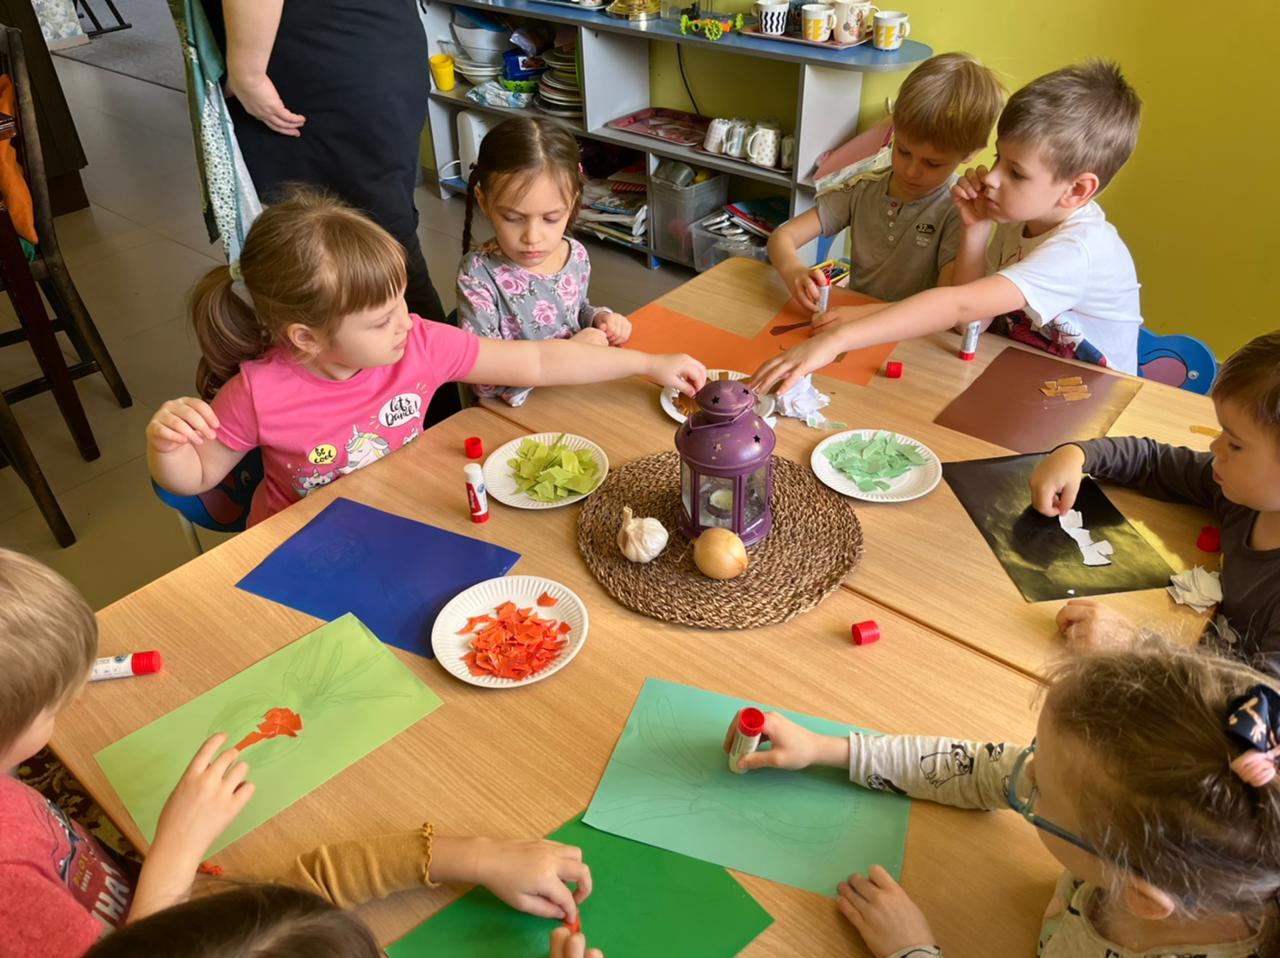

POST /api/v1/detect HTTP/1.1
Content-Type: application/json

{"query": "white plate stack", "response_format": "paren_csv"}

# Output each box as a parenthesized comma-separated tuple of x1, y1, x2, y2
(536, 47, 583, 118)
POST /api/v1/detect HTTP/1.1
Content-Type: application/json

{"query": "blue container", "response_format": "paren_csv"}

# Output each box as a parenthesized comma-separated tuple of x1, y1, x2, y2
(502, 49, 547, 81)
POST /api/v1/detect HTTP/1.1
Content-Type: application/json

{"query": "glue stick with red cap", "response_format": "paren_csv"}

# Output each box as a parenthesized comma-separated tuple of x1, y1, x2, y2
(727, 707, 766, 774)
(959, 321, 980, 361)
(464, 463, 489, 523)
(90, 651, 162, 682)
(814, 269, 831, 315)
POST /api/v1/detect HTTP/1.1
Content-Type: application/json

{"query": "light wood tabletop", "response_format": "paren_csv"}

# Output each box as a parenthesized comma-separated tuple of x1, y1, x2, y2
(51, 406, 1061, 957)
(483, 258, 1218, 679)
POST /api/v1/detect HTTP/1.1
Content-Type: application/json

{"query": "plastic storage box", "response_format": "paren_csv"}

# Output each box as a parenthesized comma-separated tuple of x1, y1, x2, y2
(690, 212, 770, 272)
(650, 175, 728, 266)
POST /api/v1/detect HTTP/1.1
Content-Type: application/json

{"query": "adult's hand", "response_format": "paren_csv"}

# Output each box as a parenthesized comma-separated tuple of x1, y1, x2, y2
(226, 72, 306, 137)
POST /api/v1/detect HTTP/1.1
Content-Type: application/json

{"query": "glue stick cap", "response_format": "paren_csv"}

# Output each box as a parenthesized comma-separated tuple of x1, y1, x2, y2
(133, 650, 163, 675)
(464, 437, 484, 459)
(738, 707, 766, 736)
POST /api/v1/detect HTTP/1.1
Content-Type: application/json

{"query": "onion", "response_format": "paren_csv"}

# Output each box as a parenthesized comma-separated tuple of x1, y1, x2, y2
(693, 528, 749, 580)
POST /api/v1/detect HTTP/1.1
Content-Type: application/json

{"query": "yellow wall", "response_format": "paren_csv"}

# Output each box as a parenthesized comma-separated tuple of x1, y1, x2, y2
(649, 0, 1277, 356)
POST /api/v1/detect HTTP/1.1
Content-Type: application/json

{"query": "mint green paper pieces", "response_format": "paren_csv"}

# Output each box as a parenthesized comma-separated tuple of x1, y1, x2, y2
(508, 434, 601, 502)
(823, 430, 927, 492)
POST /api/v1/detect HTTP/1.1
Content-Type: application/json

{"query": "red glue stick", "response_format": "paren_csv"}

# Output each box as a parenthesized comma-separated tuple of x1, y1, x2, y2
(90, 651, 162, 682)
(726, 707, 766, 773)
(464, 463, 489, 523)
(814, 269, 831, 314)
(959, 321, 980, 361)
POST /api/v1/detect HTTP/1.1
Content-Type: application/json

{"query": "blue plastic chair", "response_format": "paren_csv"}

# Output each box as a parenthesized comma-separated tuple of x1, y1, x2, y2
(1136, 327, 1217, 395)
(151, 448, 264, 554)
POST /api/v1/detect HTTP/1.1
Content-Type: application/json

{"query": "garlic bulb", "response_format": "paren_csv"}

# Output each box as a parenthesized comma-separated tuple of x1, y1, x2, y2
(694, 528, 749, 580)
(618, 506, 669, 563)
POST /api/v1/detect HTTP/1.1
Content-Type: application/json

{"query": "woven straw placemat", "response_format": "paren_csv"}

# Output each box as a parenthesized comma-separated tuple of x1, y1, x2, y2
(577, 452, 863, 629)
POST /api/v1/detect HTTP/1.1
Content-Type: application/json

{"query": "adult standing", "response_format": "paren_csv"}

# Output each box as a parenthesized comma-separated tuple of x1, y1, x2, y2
(210, 0, 461, 421)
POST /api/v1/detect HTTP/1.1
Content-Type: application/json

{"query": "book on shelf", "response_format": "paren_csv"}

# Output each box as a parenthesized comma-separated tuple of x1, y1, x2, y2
(723, 197, 790, 238)
(580, 222, 646, 246)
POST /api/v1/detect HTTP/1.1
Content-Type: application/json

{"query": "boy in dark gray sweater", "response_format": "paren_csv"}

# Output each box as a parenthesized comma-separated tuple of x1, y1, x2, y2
(1029, 331, 1280, 669)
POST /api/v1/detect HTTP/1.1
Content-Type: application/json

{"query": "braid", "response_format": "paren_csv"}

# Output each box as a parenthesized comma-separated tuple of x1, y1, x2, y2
(461, 167, 480, 255)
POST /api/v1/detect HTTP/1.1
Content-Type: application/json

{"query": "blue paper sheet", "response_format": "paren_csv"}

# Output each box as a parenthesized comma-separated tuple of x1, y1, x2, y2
(237, 498, 520, 657)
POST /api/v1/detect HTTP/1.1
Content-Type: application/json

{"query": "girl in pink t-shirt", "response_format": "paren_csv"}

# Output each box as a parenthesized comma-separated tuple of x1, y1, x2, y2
(146, 190, 704, 525)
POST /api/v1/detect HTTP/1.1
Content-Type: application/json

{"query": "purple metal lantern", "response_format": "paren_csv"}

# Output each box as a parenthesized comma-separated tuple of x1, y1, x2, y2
(674, 379, 775, 546)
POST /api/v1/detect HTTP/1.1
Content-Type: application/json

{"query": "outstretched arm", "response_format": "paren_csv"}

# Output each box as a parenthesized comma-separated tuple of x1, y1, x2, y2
(223, 0, 306, 137)
(465, 338, 705, 396)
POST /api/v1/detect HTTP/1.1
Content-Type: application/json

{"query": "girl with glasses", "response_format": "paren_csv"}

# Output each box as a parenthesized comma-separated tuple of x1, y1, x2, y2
(736, 643, 1280, 957)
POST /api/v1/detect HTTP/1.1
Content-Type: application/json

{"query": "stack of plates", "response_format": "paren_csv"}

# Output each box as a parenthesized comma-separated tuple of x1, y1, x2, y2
(455, 56, 502, 86)
(536, 48, 583, 118)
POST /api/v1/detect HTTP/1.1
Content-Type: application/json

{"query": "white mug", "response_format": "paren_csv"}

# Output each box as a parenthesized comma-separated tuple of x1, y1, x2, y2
(725, 118, 751, 158)
(872, 9, 909, 50)
(801, 3, 836, 42)
(752, 0, 789, 35)
(833, 0, 877, 42)
(747, 123, 781, 168)
(703, 117, 732, 154)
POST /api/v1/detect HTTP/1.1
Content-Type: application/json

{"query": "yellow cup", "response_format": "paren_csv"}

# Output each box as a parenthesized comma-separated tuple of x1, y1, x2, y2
(429, 54, 455, 92)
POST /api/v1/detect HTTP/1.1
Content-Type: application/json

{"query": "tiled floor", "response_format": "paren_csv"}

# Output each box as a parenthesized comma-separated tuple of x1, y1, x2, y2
(0, 57, 690, 610)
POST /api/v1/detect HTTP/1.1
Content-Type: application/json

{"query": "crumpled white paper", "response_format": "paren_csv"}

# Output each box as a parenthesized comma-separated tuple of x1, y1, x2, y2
(1058, 509, 1115, 566)
(1167, 566, 1223, 613)
(775, 374, 846, 430)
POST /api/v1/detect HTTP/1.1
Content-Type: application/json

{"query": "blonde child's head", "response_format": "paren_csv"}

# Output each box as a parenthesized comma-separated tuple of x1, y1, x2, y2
(1033, 642, 1280, 927)
(0, 549, 96, 765)
(886, 53, 1005, 202)
(1206, 330, 1280, 513)
(82, 884, 380, 958)
(997, 60, 1141, 193)
(463, 116, 582, 270)
(193, 188, 410, 400)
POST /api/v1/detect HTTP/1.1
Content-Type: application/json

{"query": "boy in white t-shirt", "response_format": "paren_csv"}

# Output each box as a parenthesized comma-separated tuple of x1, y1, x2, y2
(754, 61, 1145, 395)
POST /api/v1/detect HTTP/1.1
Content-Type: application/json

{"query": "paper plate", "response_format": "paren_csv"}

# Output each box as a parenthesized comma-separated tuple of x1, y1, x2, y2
(432, 575, 588, 688)
(660, 370, 775, 424)
(482, 432, 609, 510)
(810, 429, 942, 503)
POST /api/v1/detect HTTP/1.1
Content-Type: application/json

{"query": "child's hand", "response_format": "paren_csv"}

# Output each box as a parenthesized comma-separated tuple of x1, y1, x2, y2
(950, 165, 995, 227)
(837, 866, 937, 958)
(594, 312, 632, 346)
(731, 711, 847, 772)
(1056, 599, 1137, 651)
(473, 838, 592, 921)
(550, 925, 604, 958)
(650, 354, 707, 397)
(1028, 444, 1087, 516)
(751, 333, 841, 396)
(147, 398, 221, 454)
(151, 734, 254, 863)
(571, 327, 610, 348)
(786, 266, 823, 313)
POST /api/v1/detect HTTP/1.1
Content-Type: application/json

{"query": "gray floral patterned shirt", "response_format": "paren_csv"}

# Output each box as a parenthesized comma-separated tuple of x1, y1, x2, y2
(456, 237, 611, 406)
(850, 734, 1270, 958)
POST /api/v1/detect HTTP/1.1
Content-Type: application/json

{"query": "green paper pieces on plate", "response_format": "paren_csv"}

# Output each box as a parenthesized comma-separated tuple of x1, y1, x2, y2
(508, 434, 601, 502)
(822, 431, 927, 492)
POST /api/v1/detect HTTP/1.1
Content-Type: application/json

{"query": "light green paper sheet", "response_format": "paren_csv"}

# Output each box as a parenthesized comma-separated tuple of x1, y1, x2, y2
(386, 814, 772, 957)
(95, 614, 443, 855)
(583, 678, 910, 894)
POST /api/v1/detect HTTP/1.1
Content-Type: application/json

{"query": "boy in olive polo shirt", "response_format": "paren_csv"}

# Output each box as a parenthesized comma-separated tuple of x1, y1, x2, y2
(769, 52, 1005, 308)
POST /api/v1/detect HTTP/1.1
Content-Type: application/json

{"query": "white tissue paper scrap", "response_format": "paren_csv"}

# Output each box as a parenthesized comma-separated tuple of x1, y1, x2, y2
(776, 374, 846, 430)
(1058, 509, 1115, 567)
(1167, 566, 1223, 613)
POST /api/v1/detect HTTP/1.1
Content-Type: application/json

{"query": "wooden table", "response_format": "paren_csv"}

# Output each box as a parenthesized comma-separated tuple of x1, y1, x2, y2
(53, 407, 1057, 956)
(486, 258, 1217, 679)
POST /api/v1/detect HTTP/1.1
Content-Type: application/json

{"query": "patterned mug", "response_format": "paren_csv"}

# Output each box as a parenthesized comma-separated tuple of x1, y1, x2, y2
(801, 3, 836, 41)
(752, 0, 789, 35)
(833, 0, 876, 42)
(872, 9, 909, 50)
(703, 117, 732, 154)
(725, 118, 752, 158)
(747, 122, 782, 168)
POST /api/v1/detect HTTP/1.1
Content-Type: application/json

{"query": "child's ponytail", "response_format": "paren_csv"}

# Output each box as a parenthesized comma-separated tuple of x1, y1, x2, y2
(462, 165, 481, 255)
(191, 264, 273, 401)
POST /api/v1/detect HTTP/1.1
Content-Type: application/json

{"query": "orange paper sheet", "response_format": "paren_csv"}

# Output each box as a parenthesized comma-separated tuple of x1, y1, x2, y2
(626, 295, 896, 387)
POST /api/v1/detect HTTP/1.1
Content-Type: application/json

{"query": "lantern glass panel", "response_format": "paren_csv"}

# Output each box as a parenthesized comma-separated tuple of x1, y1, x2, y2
(698, 474, 735, 528)
(680, 460, 692, 517)
(744, 465, 768, 527)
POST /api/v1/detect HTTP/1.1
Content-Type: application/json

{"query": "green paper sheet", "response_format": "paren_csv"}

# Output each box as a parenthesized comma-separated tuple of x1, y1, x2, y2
(583, 678, 910, 894)
(95, 614, 443, 854)
(387, 814, 772, 957)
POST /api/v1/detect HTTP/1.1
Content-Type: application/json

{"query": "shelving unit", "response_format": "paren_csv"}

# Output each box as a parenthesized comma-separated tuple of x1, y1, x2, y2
(420, 0, 931, 268)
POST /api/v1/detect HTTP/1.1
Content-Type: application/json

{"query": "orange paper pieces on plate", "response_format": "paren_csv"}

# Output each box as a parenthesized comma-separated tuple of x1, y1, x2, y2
(624, 299, 895, 388)
(459, 601, 570, 680)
